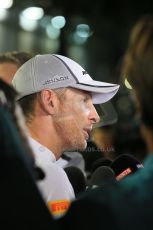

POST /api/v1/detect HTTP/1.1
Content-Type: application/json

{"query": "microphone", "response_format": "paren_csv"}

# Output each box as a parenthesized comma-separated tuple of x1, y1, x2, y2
(91, 157, 113, 173)
(88, 166, 116, 189)
(111, 154, 144, 181)
(64, 166, 86, 196)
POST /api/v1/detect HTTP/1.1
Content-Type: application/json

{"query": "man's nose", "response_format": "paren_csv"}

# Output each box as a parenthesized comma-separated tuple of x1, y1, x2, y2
(89, 105, 100, 124)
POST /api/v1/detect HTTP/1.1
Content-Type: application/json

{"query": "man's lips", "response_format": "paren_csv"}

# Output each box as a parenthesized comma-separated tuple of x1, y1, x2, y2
(83, 128, 92, 139)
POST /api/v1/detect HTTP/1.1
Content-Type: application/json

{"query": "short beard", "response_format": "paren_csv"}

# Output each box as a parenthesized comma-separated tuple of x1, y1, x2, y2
(54, 115, 87, 153)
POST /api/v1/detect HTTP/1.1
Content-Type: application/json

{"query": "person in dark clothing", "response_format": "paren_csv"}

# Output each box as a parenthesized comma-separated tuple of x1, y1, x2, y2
(0, 79, 58, 229)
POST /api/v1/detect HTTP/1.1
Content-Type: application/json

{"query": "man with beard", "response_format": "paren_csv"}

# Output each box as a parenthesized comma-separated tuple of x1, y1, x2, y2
(12, 54, 119, 217)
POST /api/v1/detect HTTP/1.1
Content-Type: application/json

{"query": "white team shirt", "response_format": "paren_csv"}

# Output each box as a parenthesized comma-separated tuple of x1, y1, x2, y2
(28, 137, 75, 217)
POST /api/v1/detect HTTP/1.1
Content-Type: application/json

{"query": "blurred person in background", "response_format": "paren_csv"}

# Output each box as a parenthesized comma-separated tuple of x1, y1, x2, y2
(0, 51, 33, 84)
(91, 125, 117, 160)
(122, 15, 153, 160)
(0, 78, 34, 162)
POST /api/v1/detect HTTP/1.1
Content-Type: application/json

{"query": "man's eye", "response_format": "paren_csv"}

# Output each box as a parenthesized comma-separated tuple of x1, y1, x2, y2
(83, 97, 88, 102)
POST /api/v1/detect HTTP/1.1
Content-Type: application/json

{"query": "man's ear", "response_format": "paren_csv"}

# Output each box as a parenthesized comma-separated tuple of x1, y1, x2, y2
(39, 89, 59, 115)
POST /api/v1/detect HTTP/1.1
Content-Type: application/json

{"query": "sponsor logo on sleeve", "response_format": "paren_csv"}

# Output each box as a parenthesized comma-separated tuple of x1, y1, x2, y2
(48, 200, 71, 218)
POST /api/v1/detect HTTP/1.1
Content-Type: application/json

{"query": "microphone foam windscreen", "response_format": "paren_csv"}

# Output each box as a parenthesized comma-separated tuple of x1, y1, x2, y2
(89, 166, 116, 188)
(91, 157, 113, 173)
(111, 154, 144, 181)
(64, 166, 86, 196)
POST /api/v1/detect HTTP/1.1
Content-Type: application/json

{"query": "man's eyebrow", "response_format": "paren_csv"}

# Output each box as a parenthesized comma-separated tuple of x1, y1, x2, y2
(84, 92, 92, 98)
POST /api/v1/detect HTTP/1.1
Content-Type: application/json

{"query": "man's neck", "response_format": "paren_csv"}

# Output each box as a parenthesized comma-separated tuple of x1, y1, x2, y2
(27, 119, 62, 160)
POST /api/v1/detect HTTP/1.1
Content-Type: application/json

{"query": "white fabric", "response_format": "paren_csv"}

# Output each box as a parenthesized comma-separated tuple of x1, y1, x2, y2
(28, 137, 75, 203)
(56, 152, 85, 175)
(56, 157, 68, 168)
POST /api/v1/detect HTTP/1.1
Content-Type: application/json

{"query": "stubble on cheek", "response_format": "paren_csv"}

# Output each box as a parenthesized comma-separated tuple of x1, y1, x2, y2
(54, 99, 89, 152)
(55, 113, 87, 152)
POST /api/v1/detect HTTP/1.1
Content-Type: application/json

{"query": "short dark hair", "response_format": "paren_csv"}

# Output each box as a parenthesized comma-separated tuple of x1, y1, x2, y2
(0, 51, 33, 66)
(18, 94, 37, 123)
(18, 88, 67, 123)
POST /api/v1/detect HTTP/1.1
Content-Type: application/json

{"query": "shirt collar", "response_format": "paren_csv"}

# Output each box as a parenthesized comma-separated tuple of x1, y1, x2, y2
(28, 137, 56, 163)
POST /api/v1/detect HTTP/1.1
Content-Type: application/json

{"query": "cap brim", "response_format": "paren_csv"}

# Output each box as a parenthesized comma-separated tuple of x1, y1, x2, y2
(70, 80, 119, 104)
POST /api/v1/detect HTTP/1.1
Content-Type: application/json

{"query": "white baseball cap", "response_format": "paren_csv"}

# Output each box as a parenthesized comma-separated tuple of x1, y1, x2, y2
(12, 54, 119, 104)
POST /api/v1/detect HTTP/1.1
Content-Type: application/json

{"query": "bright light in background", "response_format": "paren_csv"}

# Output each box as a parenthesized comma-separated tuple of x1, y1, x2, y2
(73, 23, 92, 45)
(0, 0, 13, 9)
(46, 24, 61, 39)
(76, 24, 92, 38)
(19, 14, 38, 32)
(51, 16, 66, 29)
(22, 7, 44, 20)
(73, 33, 88, 45)
(125, 78, 132, 89)
(19, 7, 44, 32)
(0, 9, 8, 21)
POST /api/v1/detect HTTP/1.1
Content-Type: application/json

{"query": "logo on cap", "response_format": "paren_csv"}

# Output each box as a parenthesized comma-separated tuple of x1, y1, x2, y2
(82, 70, 88, 75)
(43, 75, 69, 85)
